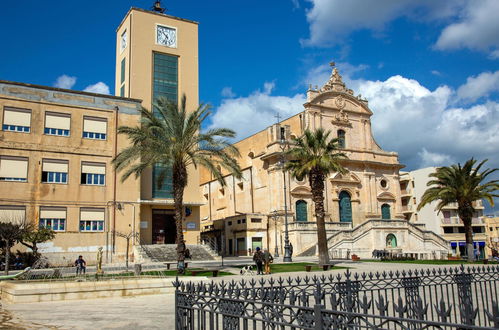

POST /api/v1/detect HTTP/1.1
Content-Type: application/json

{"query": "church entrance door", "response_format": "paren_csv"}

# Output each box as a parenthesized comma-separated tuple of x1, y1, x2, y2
(339, 191, 352, 222)
(381, 204, 391, 219)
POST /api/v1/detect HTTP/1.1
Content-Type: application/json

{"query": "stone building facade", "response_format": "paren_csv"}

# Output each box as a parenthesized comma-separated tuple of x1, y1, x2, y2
(200, 66, 450, 259)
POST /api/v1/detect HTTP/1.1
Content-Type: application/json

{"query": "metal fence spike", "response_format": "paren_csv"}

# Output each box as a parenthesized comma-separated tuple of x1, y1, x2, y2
(393, 296, 407, 318)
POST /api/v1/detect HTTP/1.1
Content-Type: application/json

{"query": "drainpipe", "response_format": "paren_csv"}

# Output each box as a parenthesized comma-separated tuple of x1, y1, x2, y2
(112, 106, 119, 258)
(250, 167, 255, 213)
(232, 176, 236, 214)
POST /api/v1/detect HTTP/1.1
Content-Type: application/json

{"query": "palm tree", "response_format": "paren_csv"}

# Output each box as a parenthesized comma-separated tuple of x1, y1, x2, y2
(113, 95, 241, 273)
(417, 158, 499, 262)
(285, 128, 347, 265)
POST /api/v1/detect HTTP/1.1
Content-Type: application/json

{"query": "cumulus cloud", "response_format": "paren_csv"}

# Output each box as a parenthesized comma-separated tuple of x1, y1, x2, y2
(302, 0, 462, 46)
(83, 82, 110, 95)
(418, 148, 455, 168)
(208, 82, 306, 142)
(54, 74, 76, 89)
(221, 87, 236, 98)
(457, 70, 499, 102)
(434, 0, 499, 56)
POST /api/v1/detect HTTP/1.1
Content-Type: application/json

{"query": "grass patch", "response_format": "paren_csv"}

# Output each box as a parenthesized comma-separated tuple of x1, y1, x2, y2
(141, 269, 234, 277)
(269, 262, 348, 273)
(359, 259, 495, 265)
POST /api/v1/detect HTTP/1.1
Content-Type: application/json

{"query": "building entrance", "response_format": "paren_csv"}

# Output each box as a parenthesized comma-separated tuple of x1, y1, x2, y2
(152, 209, 176, 244)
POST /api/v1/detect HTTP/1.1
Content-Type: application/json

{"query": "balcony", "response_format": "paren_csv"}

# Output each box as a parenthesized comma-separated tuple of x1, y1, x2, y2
(401, 205, 413, 213)
(441, 217, 484, 225)
(400, 189, 411, 197)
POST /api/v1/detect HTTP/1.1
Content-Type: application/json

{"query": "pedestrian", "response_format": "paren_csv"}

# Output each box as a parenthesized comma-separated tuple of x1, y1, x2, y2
(74, 255, 86, 275)
(263, 249, 273, 274)
(253, 247, 264, 275)
(474, 248, 480, 261)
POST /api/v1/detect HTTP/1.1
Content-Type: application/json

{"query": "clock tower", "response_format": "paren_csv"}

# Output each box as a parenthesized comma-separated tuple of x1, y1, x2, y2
(114, 6, 201, 245)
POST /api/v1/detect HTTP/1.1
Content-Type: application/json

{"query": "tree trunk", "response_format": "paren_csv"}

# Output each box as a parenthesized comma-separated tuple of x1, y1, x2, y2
(4, 240, 10, 275)
(462, 217, 474, 262)
(173, 163, 187, 274)
(310, 170, 329, 266)
(458, 202, 475, 262)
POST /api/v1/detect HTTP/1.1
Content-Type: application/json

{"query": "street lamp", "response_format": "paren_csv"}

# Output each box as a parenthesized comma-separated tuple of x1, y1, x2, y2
(271, 210, 279, 257)
(279, 137, 292, 262)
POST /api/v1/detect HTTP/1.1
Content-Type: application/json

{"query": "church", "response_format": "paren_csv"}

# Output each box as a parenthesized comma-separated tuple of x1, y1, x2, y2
(199, 65, 449, 259)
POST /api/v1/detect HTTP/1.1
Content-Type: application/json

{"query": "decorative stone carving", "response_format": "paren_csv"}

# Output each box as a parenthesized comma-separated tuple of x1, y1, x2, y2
(335, 95, 346, 109)
(332, 109, 351, 126)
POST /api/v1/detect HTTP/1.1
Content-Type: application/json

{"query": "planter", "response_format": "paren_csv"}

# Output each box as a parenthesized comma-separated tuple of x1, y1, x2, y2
(483, 259, 489, 264)
(305, 265, 312, 272)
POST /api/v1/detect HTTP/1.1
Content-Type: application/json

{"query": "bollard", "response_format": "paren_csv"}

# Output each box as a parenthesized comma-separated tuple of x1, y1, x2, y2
(134, 263, 142, 276)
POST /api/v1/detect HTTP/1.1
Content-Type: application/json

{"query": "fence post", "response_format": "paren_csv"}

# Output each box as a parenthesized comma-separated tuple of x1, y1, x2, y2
(314, 304, 324, 330)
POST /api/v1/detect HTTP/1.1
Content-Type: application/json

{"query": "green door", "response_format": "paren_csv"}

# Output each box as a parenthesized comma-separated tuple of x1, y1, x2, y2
(296, 200, 308, 222)
(339, 191, 352, 222)
(381, 204, 391, 220)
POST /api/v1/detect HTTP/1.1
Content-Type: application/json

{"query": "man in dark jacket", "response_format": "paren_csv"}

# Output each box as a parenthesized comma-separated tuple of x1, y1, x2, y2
(253, 247, 264, 275)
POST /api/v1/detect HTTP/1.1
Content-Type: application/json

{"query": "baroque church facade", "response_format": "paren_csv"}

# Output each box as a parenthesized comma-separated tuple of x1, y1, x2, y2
(200, 66, 449, 259)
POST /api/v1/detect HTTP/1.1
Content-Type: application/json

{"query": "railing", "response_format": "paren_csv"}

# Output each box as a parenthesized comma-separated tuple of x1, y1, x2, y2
(401, 205, 412, 212)
(288, 221, 353, 231)
(175, 265, 499, 329)
(442, 217, 484, 225)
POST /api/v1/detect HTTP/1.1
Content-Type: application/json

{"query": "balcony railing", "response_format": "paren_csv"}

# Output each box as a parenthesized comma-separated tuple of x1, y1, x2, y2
(288, 221, 353, 231)
(401, 205, 412, 212)
(442, 217, 484, 225)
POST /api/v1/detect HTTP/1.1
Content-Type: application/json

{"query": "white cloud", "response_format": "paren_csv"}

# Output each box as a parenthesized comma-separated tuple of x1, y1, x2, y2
(302, 0, 462, 46)
(418, 148, 455, 168)
(54, 74, 76, 89)
(457, 71, 499, 102)
(83, 82, 110, 95)
(209, 82, 306, 142)
(431, 70, 441, 76)
(221, 87, 236, 98)
(291, 0, 300, 10)
(489, 50, 499, 60)
(435, 0, 499, 56)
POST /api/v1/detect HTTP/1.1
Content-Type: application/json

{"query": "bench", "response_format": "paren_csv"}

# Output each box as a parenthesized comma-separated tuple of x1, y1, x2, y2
(190, 268, 221, 277)
(164, 262, 189, 270)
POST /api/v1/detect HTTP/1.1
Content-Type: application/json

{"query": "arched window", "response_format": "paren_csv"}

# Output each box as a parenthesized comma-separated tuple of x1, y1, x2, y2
(295, 200, 307, 222)
(339, 191, 352, 222)
(386, 234, 397, 248)
(381, 203, 391, 220)
(337, 130, 345, 148)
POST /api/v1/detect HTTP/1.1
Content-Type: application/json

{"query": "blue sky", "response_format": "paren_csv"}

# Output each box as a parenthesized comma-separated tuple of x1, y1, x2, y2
(1, 0, 498, 212)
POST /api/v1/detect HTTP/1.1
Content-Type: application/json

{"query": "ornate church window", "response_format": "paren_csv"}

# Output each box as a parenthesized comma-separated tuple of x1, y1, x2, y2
(381, 203, 391, 219)
(337, 130, 345, 148)
(339, 191, 352, 222)
(296, 200, 307, 222)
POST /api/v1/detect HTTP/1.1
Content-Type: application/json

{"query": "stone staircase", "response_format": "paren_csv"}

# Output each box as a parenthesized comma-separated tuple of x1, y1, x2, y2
(134, 244, 220, 263)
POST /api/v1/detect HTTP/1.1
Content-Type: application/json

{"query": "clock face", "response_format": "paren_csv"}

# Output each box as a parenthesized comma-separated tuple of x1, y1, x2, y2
(120, 30, 127, 52)
(157, 25, 177, 48)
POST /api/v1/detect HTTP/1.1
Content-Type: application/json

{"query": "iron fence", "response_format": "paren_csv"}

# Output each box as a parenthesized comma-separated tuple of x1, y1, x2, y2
(175, 265, 499, 329)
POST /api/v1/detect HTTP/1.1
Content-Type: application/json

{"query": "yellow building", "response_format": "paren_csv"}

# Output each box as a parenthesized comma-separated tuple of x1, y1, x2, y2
(115, 7, 202, 246)
(485, 216, 499, 257)
(200, 66, 450, 259)
(0, 80, 141, 265)
(400, 168, 487, 258)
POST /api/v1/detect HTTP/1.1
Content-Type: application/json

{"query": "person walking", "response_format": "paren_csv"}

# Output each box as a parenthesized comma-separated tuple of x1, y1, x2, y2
(253, 247, 264, 275)
(263, 249, 273, 275)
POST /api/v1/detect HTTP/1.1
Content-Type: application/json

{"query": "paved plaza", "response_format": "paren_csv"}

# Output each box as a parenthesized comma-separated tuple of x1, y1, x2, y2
(0, 260, 477, 329)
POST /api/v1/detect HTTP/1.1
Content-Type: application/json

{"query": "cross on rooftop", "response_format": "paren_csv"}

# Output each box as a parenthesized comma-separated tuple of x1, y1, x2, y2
(274, 113, 282, 124)
(329, 61, 336, 68)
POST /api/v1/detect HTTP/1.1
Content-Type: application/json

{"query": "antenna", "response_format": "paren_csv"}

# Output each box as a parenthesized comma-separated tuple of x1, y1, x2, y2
(152, 0, 166, 13)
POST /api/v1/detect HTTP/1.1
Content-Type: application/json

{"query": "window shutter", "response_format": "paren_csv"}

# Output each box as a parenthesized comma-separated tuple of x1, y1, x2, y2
(45, 112, 70, 130)
(0, 206, 26, 220)
(40, 207, 66, 219)
(3, 108, 31, 126)
(42, 159, 68, 173)
(83, 117, 107, 134)
(81, 162, 106, 174)
(0, 156, 28, 179)
(80, 208, 104, 221)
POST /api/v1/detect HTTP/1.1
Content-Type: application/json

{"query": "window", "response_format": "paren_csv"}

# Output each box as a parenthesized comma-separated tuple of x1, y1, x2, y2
(242, 219, 246, 224)
(44, 112, 70, 136)
(296, 200, 308, 222)
(0, 205, 25, 222)
(380, 179, 387, 188)
(42, 159, 68, 184)
(251, 218, 262, 223)
(280, 127, 286, 141)
(337, 129, 345, 148)
(339, 191, 352, 222)
(443, 227, 454, 234)
(120, 85, 125, 97)
(0, 156, 28, 182)
(79, 208, 105, 232)
(2, 107, 31, 133)
(228, 221, 232, 226)
(39, 207, 66, 231)
(121, 58, 126, 84)
(237, 219, 241, 224)
(152, 163, 173, 198)
(83, 116, 107, 140)
(81, 162, 106, 185)
(120, 30, 127, 52)
(381, 204, 391, 220)
(153, 52, 178, 106)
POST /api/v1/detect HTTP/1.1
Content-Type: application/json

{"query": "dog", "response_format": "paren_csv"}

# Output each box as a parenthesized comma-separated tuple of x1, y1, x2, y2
(239, 265, 255, 276)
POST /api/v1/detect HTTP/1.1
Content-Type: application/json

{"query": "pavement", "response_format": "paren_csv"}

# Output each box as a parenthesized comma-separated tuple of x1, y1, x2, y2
(0, 259, 473, 329)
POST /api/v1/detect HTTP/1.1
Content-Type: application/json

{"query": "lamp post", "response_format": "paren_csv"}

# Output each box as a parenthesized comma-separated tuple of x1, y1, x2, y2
(279, 139, 292, 262)
(271, 210, 279, 258)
